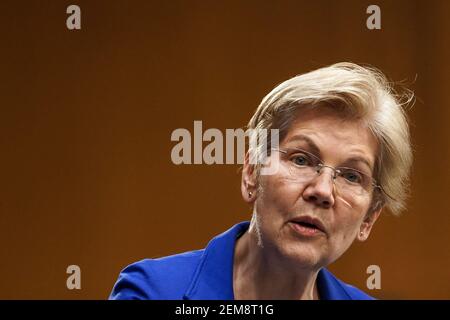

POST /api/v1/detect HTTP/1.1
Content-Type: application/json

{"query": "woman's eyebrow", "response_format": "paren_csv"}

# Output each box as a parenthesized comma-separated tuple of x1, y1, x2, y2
(343, 157, 374, 173)
(285, 134, 321, 156)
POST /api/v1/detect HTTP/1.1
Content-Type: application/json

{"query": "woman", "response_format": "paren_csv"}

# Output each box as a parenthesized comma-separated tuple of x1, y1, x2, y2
(110, 62, 413, 300)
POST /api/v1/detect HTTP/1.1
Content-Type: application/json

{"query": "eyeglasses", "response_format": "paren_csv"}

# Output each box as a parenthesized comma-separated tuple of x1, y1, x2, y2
(271, 147, 383, 198)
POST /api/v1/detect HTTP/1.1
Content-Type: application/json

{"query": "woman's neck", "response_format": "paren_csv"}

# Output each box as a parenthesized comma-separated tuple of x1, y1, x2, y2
(233, 230, 320, 300)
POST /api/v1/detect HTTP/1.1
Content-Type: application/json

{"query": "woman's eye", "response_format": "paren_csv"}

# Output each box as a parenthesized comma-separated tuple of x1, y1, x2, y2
(291, 155, 310, 166)
(342, 170, 363, 183)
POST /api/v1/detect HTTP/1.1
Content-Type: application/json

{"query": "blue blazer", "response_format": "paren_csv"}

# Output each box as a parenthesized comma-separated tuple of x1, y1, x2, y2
(109, 221, 374, 300)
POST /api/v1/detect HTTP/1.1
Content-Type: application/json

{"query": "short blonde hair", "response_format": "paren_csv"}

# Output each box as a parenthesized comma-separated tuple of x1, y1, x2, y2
(247, 62, 414, 216)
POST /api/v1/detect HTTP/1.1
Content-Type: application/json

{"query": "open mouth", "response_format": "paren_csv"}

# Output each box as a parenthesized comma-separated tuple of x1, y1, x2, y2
(292, 221, 320, 230)
(289, 216, 326, 236)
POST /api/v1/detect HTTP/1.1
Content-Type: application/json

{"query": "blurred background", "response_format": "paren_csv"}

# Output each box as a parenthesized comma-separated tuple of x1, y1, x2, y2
(0, 0, 449, 299)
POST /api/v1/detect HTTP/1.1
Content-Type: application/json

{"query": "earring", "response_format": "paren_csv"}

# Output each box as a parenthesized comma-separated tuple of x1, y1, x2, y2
(360, 231, 364, 237)
(248, 191, 253, 197)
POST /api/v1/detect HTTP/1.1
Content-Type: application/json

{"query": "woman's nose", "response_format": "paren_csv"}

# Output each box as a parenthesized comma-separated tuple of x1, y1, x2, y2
(302, 168, 336, 208)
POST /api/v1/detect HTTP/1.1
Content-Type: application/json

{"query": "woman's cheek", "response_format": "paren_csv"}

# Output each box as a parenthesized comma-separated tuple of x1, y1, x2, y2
(331, 220, 359, 253)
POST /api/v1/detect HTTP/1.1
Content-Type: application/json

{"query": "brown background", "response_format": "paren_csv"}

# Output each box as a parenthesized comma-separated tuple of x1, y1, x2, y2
(0, 0, 449, 299)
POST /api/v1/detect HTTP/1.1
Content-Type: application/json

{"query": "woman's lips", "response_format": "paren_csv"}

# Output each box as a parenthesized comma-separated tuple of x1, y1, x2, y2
(289, 221, 325, 237)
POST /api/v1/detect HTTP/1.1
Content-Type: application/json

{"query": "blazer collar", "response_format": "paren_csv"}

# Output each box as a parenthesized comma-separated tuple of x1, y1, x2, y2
(183, 221, 248, 300)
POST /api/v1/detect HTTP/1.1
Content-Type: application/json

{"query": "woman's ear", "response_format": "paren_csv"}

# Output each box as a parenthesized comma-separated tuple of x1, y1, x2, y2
(357, 207, 382, 242)
(241, 151, 257, 203)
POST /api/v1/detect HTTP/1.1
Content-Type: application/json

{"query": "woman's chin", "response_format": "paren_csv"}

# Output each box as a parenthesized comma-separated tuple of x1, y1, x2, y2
(278, 243, 325, 270)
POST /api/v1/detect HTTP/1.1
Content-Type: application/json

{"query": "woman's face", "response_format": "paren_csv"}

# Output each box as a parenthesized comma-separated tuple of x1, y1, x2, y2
(243, 107, 382, 270)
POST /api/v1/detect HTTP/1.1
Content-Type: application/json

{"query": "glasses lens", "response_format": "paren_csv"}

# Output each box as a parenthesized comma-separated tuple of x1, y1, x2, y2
(335, 168, 373, 196)
(282, 149, 321, 182)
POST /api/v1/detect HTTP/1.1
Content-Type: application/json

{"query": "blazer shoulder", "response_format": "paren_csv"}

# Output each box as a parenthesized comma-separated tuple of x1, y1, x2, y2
(109, 249, 204, 300)
(320, 268, 375, 300)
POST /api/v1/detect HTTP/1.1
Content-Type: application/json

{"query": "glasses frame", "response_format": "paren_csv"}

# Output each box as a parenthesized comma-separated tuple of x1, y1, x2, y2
(271, 147, 392, 200)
